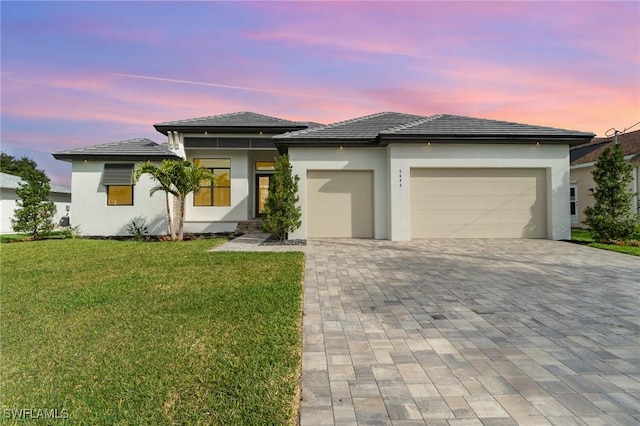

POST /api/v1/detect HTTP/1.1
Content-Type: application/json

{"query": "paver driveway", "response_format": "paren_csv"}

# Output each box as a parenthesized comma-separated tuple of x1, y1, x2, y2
(300, 239, 640, 425)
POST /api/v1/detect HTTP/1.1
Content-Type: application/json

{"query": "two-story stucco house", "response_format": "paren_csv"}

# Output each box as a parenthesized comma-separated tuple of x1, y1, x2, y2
(53, 111, 594, 240)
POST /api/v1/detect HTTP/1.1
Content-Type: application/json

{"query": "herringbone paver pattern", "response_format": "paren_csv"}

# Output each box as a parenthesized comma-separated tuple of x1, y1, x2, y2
(300, 239, 640, 425)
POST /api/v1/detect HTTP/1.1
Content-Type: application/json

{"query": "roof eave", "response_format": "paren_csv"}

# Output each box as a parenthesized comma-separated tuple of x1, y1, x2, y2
(154, 124, 307, 135)
(52, 153, 180, 161)
(378, 134, 594, 146)
(273, 138, 378, 148)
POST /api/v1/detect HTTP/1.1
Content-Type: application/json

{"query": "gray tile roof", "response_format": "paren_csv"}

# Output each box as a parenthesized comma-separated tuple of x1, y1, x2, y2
(0, 172, 71, 194)
(274, 112, 425, 141)
(53, 138, 178, 161)
(154, 111, 310, 134)
(382, 114, 596, 138)
(274, 112, 595, 147)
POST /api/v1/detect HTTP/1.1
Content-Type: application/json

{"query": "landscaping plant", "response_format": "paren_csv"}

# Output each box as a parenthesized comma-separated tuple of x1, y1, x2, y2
(11, 169, 56, 239)
(262, 155, 301, 242)
(583, 143, 640, 242)
(135, 160, 212, 241)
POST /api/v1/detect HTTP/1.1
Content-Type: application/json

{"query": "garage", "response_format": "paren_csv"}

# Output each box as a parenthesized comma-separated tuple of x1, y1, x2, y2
(307, 170, 374, 238)
(411, 168, 547, 238)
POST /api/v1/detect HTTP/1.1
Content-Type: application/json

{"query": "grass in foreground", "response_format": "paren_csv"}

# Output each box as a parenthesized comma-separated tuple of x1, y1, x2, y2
(570, 228, 640, 256)
(1, 239, 304, 424)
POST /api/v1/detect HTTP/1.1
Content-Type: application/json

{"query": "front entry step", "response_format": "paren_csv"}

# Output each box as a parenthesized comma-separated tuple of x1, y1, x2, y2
(235, 220, 263, 235)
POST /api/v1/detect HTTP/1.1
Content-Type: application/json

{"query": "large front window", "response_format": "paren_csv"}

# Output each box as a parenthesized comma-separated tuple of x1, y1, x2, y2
(193, 159, 231, 206)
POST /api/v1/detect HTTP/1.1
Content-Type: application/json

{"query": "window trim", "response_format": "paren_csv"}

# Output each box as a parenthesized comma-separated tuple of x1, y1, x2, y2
(107, 185, 134, 206)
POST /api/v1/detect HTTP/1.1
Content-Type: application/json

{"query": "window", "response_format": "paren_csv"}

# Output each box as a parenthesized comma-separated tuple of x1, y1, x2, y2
(107, 186, 133, 206)
(102, 164, 134, 206)
(194, 159, 231, 206)
(255, 161, 276, 171)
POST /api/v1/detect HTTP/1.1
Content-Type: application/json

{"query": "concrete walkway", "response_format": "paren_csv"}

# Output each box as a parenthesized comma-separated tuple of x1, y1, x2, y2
(210, 233, 306, 252)
(301, 239, 640, 425)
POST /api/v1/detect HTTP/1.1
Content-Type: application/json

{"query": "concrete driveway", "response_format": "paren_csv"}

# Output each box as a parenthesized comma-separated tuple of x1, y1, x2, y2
(300, 239, 640, 425)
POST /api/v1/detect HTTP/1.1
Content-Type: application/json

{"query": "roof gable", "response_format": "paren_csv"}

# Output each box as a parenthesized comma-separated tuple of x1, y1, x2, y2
(571, 129, 640, 165)
(52, 138, 178, 161)
(154, 111, 310, 135)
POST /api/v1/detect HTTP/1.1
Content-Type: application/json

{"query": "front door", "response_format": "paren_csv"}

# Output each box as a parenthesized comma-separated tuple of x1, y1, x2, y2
(570, 184, 578, 224)
(255, 174, 271, 217)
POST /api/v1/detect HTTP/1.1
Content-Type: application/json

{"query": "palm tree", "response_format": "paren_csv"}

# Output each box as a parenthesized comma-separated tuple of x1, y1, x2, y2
(166, 160, 213, 240)
(136, 160, 213, 241)
(134, 160, 178, 240)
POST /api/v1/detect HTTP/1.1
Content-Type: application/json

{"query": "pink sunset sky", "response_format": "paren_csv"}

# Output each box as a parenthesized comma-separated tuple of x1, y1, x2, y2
(1, 1, 638, 186)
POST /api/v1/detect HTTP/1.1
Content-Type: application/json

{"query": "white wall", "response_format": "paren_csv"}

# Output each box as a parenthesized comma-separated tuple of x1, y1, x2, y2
(288, 147, 388, 240)
(388, 143, 571, 241)
(289, 143, 571, 241)
(183, 149, 250, 223)
(1, 188, 71, 234)
(70, 161, 167, 236)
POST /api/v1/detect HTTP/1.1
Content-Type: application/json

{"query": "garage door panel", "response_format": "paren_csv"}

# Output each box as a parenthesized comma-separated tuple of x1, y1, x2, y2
(307, 170, 373, 238)
(411, 168, 547, 239)
(422, 223, 544, 239)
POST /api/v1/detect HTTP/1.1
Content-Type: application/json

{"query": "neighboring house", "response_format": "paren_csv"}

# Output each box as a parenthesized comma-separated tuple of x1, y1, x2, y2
(53, 111, 594, 240)
(569, 129, 640, 227)
(0, 172, 72, 234)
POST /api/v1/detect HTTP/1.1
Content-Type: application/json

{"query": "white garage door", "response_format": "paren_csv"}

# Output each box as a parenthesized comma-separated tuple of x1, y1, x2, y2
(411, 168, 547, 238)
(307, 170, 373, 238)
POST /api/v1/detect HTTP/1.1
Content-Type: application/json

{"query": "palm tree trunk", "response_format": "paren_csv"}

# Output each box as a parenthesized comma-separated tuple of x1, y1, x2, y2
(178, 196, 186, 240)
(165, 192, 176, 240)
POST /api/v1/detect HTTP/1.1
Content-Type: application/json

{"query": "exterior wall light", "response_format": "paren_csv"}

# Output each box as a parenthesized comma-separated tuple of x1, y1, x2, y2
(588, 188, 595, 196)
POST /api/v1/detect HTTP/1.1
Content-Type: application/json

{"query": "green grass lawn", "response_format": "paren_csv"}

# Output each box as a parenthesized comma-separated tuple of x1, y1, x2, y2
(1, 239, 304, 424)
(571, 228, 640, 256)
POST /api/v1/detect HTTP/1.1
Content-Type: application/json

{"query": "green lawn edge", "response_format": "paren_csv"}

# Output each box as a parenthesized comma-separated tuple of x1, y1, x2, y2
(570, 228, 640, 256)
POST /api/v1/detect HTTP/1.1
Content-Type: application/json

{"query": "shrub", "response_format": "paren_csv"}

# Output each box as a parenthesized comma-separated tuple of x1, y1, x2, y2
(261, 155, 301, 242)
(127, 220, 149, 241)
(583, 143, 639, 241)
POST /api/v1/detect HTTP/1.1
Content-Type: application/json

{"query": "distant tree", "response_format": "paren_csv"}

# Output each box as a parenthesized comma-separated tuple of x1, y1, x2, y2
(583, 143, 639, 241)
(135, 160, 212, 241)
(0, 152, 46, 180)
(134, 161, 177, 240)
(262, 155, 301, 242)
(11, 170, 57, 239)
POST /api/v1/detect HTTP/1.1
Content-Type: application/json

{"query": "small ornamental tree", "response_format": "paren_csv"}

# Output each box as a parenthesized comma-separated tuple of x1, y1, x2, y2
(134, 160, 212, 241)
(134, 160, 178, 240)
(11, 170, 57, 239)
(583, 143, 639, 241)
(262, 155, 301, 242)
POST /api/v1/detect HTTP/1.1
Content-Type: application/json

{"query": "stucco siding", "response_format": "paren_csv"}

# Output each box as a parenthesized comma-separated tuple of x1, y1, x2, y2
(183, 150, 251, 222)
(70, 161, 167, 236)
